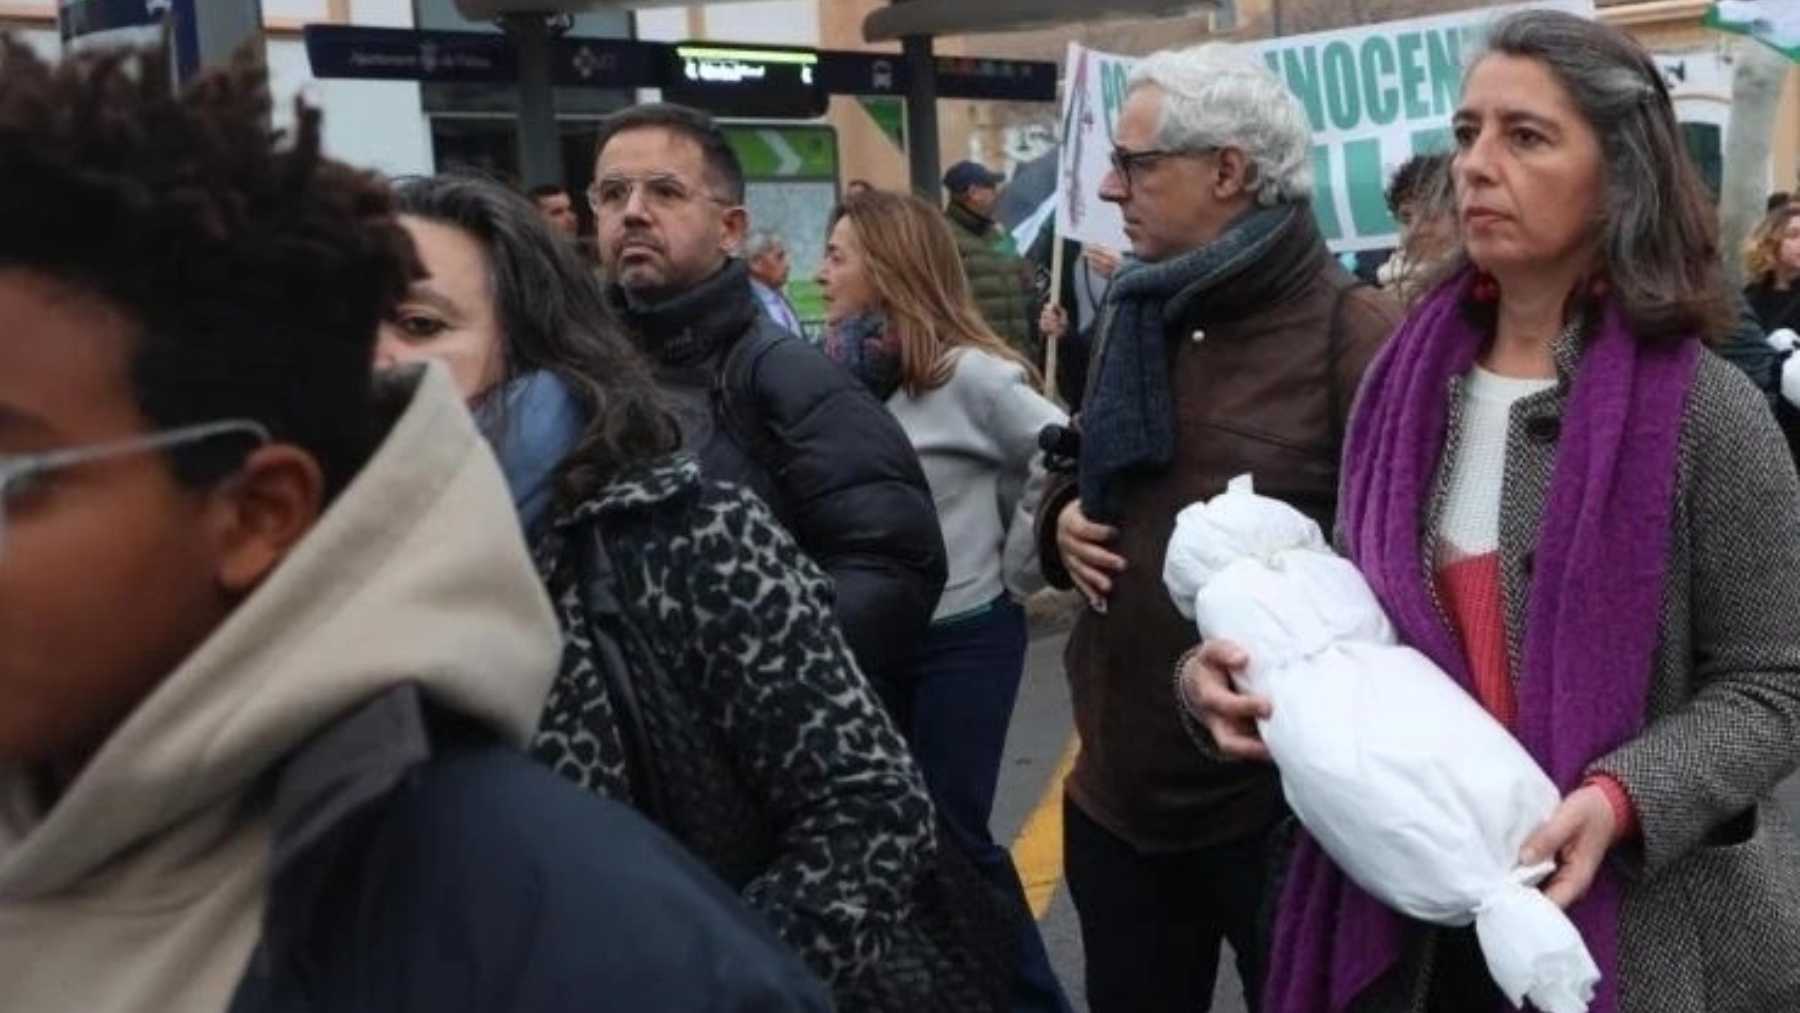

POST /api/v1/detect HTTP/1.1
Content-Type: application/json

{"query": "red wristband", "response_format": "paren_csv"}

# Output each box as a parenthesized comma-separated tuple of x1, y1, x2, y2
(1584, 774, 1639, 842)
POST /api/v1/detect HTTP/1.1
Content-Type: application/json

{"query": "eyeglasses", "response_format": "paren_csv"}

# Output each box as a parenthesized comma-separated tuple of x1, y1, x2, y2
(587, 173, 737, 215)
(0, 419, 271, 560)
(1108, 146, 1220, 194)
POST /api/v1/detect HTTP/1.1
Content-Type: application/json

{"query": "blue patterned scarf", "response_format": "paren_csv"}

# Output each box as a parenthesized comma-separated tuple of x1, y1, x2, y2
(1078, 204, 1298, 521)
(821, 311, 904, 402)
(476, 370, 587, 541)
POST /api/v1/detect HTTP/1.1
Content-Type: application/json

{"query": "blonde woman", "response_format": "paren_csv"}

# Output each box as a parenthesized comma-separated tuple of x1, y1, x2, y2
(816, 189, 1072, 1013)
(1745, 202, 1800, 336)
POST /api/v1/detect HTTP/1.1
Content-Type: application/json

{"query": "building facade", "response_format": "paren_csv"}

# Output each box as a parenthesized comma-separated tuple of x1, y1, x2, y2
(3, 2, 1793, 211)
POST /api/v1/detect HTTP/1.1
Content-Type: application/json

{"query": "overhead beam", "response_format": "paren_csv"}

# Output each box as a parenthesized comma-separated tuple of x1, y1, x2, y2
(501, 13, 563, 188)
(864, 0, 1218, 43)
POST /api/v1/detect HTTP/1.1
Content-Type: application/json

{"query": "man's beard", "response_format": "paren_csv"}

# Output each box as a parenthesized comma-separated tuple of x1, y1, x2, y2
(617, 270, 680, 310)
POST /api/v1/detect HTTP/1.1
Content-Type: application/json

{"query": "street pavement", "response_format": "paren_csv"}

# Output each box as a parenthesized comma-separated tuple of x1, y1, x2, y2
(993, 623, 1800, 1013)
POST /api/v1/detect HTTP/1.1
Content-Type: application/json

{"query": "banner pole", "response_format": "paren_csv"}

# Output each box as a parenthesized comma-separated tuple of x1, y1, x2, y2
(1044, 223, 1064, 399)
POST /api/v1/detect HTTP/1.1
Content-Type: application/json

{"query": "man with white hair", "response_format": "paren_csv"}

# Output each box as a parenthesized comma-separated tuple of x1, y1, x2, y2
(743, 230, 804, 336)
(1031, 43, 1399, 1012)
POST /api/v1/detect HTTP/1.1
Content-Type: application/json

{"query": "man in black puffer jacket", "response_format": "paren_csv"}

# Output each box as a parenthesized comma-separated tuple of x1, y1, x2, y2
(589, 102, 947, 707)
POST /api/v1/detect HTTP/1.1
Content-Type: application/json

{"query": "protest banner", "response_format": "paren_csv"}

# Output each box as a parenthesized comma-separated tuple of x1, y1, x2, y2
(1053, 0, 1594, 255)
(1053, 42, 1135, 254)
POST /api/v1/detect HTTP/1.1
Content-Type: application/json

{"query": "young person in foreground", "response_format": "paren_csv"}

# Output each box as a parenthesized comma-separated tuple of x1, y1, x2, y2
(0, 39, 828, 1012)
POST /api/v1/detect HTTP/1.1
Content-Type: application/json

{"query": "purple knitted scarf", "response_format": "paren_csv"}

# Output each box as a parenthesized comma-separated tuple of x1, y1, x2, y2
(1265, 269, 1702, 1013)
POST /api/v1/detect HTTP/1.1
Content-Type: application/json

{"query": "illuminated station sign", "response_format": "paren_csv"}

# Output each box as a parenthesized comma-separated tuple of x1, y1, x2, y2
(662, 44, 829, 119)
(305, 26, 1057, 117)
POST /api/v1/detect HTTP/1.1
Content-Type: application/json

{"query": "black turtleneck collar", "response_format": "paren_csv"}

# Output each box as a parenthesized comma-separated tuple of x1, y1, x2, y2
(607, 259, 759, 368)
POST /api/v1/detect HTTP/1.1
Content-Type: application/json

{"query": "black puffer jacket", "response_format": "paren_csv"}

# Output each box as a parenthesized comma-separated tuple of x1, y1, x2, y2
(1724, 286, 1800, 469)
(608, 261, 947, 705)
(1747, 275, 1800, 335)
(234, 688, 832, 1013)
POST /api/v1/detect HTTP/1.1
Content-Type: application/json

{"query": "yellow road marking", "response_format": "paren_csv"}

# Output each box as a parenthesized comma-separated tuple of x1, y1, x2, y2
(1008, 736, 1080, 920)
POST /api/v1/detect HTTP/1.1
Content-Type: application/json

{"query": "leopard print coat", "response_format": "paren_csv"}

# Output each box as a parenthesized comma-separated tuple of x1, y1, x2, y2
(528, 456, 1005, 1011)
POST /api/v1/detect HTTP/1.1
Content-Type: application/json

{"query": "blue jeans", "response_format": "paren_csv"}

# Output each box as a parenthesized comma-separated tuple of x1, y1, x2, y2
(908, 597, 1073, 1013)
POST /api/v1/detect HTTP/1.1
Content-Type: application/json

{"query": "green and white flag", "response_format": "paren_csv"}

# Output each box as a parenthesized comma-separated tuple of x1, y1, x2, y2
(1706, 1, 1800, 63)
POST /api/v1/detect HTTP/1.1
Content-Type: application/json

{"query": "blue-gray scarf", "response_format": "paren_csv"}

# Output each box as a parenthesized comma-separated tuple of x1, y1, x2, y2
(1078, 204, 1298, 521)
(476, 370, 587, 541)
(821, 311, 903, 402)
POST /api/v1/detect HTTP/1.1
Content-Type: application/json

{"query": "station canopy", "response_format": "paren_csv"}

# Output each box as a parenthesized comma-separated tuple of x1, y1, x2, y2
(456, 1, 1223, 43)
(860, 0, 1224, 41)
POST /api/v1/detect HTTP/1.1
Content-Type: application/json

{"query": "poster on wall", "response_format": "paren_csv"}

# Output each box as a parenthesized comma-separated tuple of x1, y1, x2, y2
(726, 125, 839, 337)
(1053, 0, 1594, 255)
(1052, 42, 1134, 255)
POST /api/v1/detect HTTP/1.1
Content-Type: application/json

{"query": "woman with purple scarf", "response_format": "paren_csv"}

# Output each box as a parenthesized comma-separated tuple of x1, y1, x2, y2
(1180, 11, 1800, 1013)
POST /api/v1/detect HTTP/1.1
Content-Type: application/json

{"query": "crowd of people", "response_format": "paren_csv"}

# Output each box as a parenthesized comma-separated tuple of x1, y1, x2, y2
(4, 8, 1800, 1013)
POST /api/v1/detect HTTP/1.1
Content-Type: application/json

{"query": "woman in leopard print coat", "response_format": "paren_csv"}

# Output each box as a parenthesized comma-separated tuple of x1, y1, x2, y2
(379, 175, 1010, 1010)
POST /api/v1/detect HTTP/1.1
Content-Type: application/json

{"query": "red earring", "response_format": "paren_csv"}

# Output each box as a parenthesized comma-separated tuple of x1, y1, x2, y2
(1471, 271, 1500, 303)
(1588, 273, 1610, 301)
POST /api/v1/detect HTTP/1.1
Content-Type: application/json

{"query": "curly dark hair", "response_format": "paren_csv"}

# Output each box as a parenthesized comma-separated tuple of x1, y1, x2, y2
(392, 174, 680, 504)
(1384, 152, 1450, 217)
(0, 37, 418, 496)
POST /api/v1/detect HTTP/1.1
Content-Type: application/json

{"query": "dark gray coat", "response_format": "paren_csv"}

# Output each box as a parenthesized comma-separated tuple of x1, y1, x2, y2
(1352, 335, 1800, 1012)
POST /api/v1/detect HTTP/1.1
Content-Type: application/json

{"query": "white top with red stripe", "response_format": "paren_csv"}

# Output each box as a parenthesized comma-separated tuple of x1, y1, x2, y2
(1437, 367, 1558, 565)
(1435, 367, 1555, 730)
(1433, 366, 1640, 835)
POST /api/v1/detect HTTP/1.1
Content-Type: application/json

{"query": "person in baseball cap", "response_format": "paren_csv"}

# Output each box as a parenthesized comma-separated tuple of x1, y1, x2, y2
(940, 161, 1037, 359)
(943, 160, 1006, 204)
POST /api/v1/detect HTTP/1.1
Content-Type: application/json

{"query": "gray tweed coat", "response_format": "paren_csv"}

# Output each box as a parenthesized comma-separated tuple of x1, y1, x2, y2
(1180, 325, 1800, 1011)
(1348, 329, 1800, 1012)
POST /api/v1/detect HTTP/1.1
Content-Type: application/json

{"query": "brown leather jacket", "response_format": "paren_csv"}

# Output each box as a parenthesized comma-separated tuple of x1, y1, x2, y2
(1036, 208, 1399, 851)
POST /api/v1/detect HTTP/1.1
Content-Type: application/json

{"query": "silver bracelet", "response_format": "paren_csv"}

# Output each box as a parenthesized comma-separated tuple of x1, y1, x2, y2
(1171, 644, 1204, 717)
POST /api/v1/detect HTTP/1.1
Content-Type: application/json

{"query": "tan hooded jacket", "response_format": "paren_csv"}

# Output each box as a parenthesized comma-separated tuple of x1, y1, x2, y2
(0, 364, 560, 1013)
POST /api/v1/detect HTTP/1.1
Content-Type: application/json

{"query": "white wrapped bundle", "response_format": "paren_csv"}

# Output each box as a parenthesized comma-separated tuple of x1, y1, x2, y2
(1164, 476, 1600, 1013)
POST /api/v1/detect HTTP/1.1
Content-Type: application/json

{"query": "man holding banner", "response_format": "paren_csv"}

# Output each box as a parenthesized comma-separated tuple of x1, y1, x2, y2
(1032, 42, 1398, 1012)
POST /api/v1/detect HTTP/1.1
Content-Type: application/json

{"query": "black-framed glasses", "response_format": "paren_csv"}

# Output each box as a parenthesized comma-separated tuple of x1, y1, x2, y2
(0, 419, 270, 560)
(1108, 146, 1219, 193)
